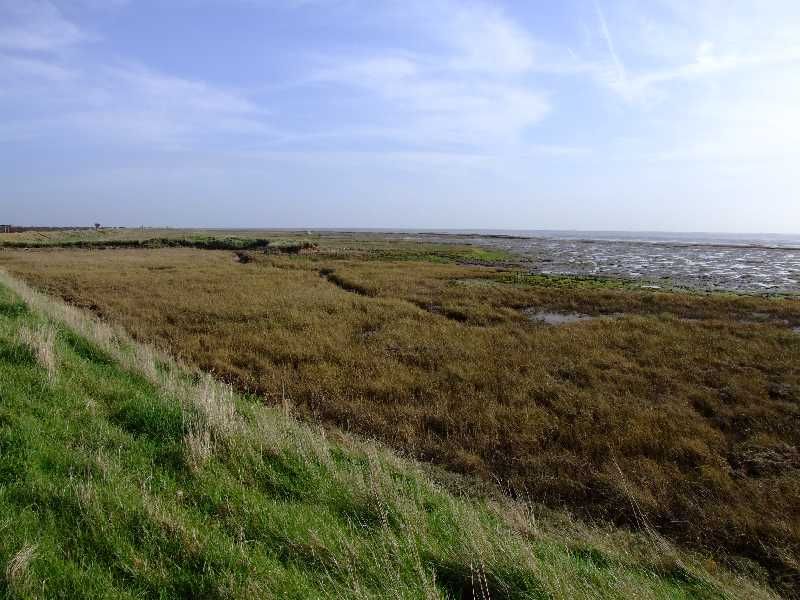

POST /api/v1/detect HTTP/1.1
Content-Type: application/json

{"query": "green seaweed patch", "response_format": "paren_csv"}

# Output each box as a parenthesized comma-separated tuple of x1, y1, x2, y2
(366, 245, 513, 264)
(497, 272, 635, 290)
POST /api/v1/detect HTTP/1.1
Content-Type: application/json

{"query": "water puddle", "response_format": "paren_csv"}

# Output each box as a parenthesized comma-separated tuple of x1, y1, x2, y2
(525, 310, 603, 325)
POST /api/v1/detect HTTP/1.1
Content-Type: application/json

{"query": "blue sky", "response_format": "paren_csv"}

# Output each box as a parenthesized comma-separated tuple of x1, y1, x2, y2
(1, 0, 799, 232)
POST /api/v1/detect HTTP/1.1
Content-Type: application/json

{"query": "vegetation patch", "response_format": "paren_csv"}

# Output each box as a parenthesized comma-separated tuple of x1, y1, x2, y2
(363, 245, 513, 264)
(0, 235, 318, 254)
(497, 272, 635, 289)
(320, 268, 375, 296)
(0, 299, 27, 318)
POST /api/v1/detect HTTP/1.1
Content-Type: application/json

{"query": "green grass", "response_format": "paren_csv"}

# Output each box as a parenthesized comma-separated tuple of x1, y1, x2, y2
(495, 272, 636, 290)
(0, 277, 778, 599)
(354, 245, 513, 264)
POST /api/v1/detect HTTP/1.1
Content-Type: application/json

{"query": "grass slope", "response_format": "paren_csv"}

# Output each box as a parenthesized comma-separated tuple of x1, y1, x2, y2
(0, 275, 778, 599)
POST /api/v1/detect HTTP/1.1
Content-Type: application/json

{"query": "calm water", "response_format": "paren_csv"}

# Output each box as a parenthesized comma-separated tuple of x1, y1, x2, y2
(397, 229, 800, 249)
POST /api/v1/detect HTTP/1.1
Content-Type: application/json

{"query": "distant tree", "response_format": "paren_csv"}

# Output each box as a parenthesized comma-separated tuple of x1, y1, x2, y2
(94, 223, 101, 230)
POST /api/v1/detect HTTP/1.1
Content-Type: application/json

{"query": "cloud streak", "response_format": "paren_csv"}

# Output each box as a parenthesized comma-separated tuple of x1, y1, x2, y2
(593, 1, 627, 95)
(1, 59, 273, 147)
(0, 1, 274, 148)
(0, 0, 89, 51)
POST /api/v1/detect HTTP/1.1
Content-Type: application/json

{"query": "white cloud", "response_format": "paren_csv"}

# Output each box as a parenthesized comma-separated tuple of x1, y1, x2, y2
(4, 0, 796, 169)
(315, 55, 549, 146)
(593, 1, 627, 96)
(0, 0, 574, 157)
(0, 0, 272, 147)
(652, 69, 800, 162)
(578, 0, 800, 163)
(0, 53, 76, 81)
(433, 1, 536, 74)
(1, 58, 272, 146)
(64, 64, 272, 145)
(0, 0, 89, 51)
(586, 0, 800, 101)
(310, 1, 553, 150)
(107, 64, 260, 116)
(602, 42, 800, 103)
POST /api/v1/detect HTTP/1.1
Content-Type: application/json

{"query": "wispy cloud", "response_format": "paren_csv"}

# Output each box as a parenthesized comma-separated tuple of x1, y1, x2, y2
(576, 0, 800, 165)
(587, 0, 800, 102)
(0, 0, 89, 51)
(313, 55, 550, 147)
(309, 0, 556, 152)
(428, 0, 537, 74)
(25, 63, 272, 146)
(593, 1, 628, 96)
(0, 53, 76, 81)
(0, 1, 272, 148)
(3, 0, 798, 167)
(2, 60, 272, 147)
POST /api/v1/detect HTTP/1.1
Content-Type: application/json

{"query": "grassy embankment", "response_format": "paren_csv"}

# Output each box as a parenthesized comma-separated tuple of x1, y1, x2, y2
(0, 271, 777, 599)
(1, 235, 798, 595)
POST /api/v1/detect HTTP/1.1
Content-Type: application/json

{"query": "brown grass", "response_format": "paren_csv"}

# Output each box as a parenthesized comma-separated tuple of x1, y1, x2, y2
(2, 245, 799, 592)
(18, 322, 58, 382)
(5, 544, 37, 593)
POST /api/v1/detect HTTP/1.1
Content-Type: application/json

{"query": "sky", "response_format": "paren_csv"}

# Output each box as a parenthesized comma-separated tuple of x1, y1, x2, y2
(1, 0, 799, 232)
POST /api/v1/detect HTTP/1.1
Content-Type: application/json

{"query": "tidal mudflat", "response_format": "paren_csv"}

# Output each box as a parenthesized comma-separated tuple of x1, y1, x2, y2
(410, 232, 800, 293)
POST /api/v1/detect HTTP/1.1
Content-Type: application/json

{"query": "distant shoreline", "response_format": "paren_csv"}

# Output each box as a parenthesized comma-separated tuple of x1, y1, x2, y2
(4, 226, 800, 249)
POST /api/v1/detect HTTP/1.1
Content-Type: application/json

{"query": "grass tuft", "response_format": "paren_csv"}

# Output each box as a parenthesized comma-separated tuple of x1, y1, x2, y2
(17, 323, 57, 382)
(5, 543, 37, 593)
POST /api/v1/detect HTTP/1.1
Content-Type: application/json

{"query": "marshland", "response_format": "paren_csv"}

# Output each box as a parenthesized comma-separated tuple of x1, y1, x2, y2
(1, 228, 798, 598)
